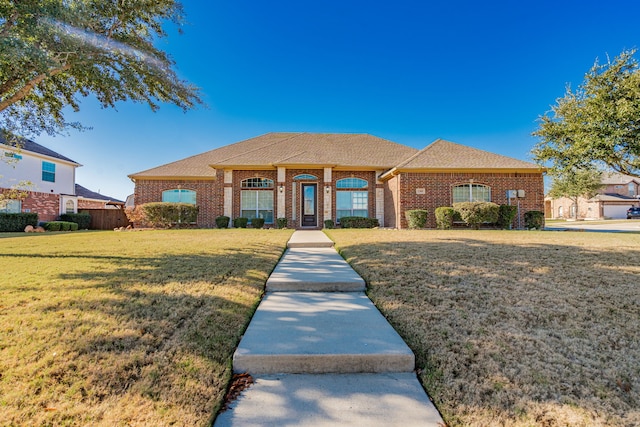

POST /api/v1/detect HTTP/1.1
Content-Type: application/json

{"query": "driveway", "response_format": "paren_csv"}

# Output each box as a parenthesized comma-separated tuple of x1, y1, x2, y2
(545, 219, 640, 233)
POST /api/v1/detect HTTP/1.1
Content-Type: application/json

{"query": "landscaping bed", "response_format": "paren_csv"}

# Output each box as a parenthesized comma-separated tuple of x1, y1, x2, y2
(326, 229, 640, 427)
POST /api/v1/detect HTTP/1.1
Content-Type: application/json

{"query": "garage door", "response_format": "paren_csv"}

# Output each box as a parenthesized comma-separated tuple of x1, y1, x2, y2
(603, 204, 631, 219)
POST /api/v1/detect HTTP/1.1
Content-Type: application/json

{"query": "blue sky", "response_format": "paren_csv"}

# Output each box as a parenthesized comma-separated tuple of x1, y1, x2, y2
(36, 0, 640, 200)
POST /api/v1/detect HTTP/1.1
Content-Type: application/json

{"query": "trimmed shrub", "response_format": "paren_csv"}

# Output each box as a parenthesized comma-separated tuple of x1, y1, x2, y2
(251, 217, 265, 228)
(60, 212, 91, 229)
(276, 217, 288, 229)
(405, 209, 428, 229)
(60, 221, 71, 231)
(141, 203, 199, 228)
(453, 202, 500, 230)
(215, 216, 230, 229)
(497, 205, 518, 229)
(44, 221, 61, 231)
(0, 212, 38, 232)
(324, 219, 334, 229)
(69, 222, 79, 231)
(435, 207, 455, 230)
(340, 216, 379, 228)
(524, 210, 545, 230)
(233, 217, 248, 228)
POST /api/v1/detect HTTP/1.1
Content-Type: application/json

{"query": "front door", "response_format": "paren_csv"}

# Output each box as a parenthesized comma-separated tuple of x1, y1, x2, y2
(301, 183, 317, 227)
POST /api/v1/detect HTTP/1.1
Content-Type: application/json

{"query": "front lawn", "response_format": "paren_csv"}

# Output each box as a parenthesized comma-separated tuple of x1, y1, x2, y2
(326, 229, 639, 427)
(0, 229, 292, 426)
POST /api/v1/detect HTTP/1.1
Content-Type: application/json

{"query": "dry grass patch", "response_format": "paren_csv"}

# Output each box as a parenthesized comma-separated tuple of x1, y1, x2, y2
(326, 229, 640, 427)
(0, 229, 292, 426)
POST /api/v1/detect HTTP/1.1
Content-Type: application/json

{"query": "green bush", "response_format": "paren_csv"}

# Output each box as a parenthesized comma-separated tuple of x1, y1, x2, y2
(0, 213, 38, 232)
(44, 221, 61, 231)
(324, 219, 334, 229)
(524, 210, 545, 230)
(60, 221, 71, 231)
(340, 216, 379, 228)
(453, 202, 500, 230)
(215, 216, 230, 229)
(434, 207, 455, 230)
(233, 217, 248, 228)
(69, 222, 79, 231)
(251, 217, 265, 228)
(141, 203, 199, 228)
(497, 205, 518, 229)
(276, 217, 288, 229)
(60, 212, 91, 229)
(405, 209, 428, 229)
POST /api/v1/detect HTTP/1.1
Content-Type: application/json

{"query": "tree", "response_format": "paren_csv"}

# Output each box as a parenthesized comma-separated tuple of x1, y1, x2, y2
(532, 49, 640, 178)
(0, 0, 201, 139)
(547, 169, 603, 220)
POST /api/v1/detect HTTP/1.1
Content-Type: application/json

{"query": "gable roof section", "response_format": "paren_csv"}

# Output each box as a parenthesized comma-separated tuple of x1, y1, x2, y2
(129, 133, 419, 179)
(600, 172, 640, 185)
(381, 139, 543, 178)
(0, 134, 79, 165)
(75, 184, 124, 203)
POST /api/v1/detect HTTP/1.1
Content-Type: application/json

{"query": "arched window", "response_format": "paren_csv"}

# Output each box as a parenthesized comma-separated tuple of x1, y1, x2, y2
(293, 174, 318, 181)
(241, 178, 274, 188)
(162, 189, 197, 204)
(336, 178, 368, 189)
(558, 206, 564, 218)
(65, 199, 75, 214)
(452, 183, 491, 203)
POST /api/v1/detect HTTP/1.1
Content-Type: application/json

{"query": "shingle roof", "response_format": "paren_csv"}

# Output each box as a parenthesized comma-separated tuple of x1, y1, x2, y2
(0, 134, 79, 164)
(600, 172, 640, 185)
(129, 133, 419, 178)
(392, 139, 542, 171)
(75, 184, 124, 203)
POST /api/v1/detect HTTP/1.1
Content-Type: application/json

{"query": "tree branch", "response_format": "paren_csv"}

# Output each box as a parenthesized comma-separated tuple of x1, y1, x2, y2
(0, 11, 19, 38)
(0, 64, 72, 112)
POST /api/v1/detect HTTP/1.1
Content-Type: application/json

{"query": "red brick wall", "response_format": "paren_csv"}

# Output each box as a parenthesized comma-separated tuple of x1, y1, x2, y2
(20, 190, 60, 222)
(78, 200, 105, 210)
(395, 172, 545, 228)
(133, 175, 224, 227)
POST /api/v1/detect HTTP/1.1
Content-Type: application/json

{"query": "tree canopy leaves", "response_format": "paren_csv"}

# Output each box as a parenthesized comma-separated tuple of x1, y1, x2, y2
(532, 49, 640, 178)
(0, 0, 201, 138)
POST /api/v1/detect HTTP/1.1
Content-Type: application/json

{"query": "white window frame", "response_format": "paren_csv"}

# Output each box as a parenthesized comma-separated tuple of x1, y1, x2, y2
(241, 190, 274, 224)
(452, 183, 491, 203)
(336, 191, 368, 222)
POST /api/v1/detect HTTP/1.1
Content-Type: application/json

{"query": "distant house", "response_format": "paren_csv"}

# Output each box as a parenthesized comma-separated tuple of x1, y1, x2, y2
(129, 133, 545, 229)
(0, 136, 121, 221)
(545, 172, 640, 220)
(75, 184, 124, 209)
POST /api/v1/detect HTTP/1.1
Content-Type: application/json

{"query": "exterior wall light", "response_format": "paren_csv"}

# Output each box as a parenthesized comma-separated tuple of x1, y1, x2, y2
(279, 185, 284, 193)
(325, 186, 330, 193)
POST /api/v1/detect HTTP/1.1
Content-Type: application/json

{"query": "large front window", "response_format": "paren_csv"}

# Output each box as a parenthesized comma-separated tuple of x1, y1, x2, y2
(241, 190, 274, 224)
(162, 189, 196, 204)
(337, 191, 368, 221)
(452, 184, 491, 203)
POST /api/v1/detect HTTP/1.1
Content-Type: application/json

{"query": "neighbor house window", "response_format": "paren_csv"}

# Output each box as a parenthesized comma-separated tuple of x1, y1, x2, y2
(241, 190, 274, 223)
(629, 183, 636, 197)
(42, 161, 55, 182)
(452, 184, 491, 203)
(558, 206, 564, 218)
(65, 199, 75, 214)
(241, 178, 274, 188)
(0, 199, 21, 213)
(162, 189, 196, 204)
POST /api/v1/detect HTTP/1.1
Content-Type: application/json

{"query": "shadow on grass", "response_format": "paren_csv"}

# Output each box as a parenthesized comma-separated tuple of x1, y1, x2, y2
(335, 235, 640, 426)
(1, 247, 284, 426)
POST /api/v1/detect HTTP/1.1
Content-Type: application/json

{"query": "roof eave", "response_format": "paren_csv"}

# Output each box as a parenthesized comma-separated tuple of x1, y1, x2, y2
(393, 167, 547, 174)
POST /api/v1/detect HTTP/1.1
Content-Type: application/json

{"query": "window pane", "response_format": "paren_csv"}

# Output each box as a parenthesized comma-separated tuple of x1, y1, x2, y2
(336, 178, 367, 189)
(241, 191, 258, 209)
(452, 185, 468, 203)
(471, 185, 490, 202)
(336, 192, 352, 209)
(65, 200, 75, 213)
(257, 191, 273, 209)
(303, 186, 315, 215)
(162, 189, 196, 204)
(293, 174, 317, 181)
(336, 209, 351, 220)
(352, 192, 368, 210)
(0, 199, 21, 213)
(241, 178, 274, 188)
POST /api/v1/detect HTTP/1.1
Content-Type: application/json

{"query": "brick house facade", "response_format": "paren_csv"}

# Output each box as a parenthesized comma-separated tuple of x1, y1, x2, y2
(130, 133, 545, 229)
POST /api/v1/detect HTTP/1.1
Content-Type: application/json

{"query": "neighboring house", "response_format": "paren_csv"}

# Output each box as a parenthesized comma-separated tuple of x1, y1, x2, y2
(545, 172, 640, 220)
(0, 135, 121, 221)
(75, 184, 124, 209)
(129, 133, 545, 229)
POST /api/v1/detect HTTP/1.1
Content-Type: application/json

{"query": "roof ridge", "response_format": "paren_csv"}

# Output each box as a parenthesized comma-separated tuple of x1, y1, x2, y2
(393, 138, 443, 169)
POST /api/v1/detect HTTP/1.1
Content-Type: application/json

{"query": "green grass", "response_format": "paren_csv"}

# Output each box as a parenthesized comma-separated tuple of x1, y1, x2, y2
(0, 229, 292, 426)
(326, 229, 640, 427)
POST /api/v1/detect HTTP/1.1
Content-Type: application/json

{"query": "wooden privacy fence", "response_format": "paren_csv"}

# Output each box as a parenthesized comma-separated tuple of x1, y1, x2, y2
(80, 208, 132, 230)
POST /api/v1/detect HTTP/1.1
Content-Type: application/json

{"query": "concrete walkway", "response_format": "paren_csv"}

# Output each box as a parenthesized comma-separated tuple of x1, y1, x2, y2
(215, 231, 444, 426)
